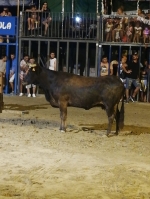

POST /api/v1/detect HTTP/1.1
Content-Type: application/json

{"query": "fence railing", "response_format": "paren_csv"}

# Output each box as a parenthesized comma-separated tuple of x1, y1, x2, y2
(20, 12, 150, 44)
(20, 11, 98, 40)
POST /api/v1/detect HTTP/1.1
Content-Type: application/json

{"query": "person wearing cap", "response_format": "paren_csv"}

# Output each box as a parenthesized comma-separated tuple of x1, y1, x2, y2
(122, 51, 141, 103)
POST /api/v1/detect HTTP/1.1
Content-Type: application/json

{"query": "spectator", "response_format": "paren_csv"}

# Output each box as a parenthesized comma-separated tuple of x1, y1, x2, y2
(19, 55, 29, 96)
(0, 7, 12, 43)
(140, 66, 147, 102)
(105, 19, 113, 42)
(46, 52, 57, 71)
(0, 36, 4, 43)
(137, 8, 145, 18)
(100, 55, 113, 76)
(123, 51, 141, 103)
(110, 56, 118, 76)
(112, 6, 127, 42)
(41, 2, 52, 36)
(0, 7, 12, 16)
(143, 27, 150, 44)
(26, 57, 37, 97)
(118, 55, 128, 84)
(26, 4, 40, 30)
(133, 21, 142, 43)
(9, 53, 17, 95)
(0, 55, 7, 87)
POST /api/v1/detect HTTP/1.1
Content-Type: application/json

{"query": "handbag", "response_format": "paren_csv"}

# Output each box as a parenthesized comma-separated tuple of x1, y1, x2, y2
(120, 70, 126, 79)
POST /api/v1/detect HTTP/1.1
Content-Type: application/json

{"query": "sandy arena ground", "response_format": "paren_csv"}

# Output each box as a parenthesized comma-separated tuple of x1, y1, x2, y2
(0, 94, 150, 199)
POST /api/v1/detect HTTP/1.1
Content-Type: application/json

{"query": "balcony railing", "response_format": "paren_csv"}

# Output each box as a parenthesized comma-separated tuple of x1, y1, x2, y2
(20, 11, 98, 40)
(19, 12, 150, 44)
(101, 14, 150, 44)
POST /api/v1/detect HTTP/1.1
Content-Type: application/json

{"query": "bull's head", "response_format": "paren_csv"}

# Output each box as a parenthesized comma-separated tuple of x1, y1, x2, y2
(24, 63, 40, 85)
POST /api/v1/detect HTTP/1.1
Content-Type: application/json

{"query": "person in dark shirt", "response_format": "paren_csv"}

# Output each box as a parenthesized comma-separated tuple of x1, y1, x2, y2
(140, 66, 148, 102)
(122, 51, 141, 103)
(41, 2, 52, 36)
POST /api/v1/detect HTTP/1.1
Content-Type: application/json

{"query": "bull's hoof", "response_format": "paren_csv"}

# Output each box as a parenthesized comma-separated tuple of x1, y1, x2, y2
(60, 129, 66, 133)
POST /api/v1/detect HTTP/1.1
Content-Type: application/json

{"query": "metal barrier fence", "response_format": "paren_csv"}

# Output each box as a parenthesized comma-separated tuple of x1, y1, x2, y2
(101, 14, 150, 44)
(20, 11, 99, 40)
(0, 16, 19, 94)
(20, 12, 150, 44)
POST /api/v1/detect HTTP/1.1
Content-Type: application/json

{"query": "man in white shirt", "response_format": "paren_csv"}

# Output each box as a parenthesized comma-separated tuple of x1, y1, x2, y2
(46, 52, 57, 71)
(19, 55, 29, 96)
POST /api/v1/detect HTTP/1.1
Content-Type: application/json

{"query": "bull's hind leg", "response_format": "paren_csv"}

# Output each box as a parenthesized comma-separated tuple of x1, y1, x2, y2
(106, 105, 118, 136)
(59, 102, 67, 133)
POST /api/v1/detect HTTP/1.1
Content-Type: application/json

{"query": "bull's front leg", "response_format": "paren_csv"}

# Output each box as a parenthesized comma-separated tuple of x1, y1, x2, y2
(107, 114, 115, 136)
(59, 102, 67, 133)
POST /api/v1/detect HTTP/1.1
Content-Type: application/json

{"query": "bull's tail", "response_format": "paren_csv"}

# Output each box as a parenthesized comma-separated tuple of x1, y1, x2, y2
(118, 98, 124, 130)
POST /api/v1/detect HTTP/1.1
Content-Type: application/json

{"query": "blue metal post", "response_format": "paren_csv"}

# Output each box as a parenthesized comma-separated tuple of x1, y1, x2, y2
(5, 44, 10, 94)
(14, 17, 19, 94)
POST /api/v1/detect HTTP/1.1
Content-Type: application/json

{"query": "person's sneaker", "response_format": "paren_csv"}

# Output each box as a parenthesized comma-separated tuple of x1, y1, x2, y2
(19, 93, 23, 96)
(32, 94, 36, 98)
(126, 99, 129, 104)
(130, 96, 135, 102)
(27, 93, 31, 97)
(10, 91, 14, 95)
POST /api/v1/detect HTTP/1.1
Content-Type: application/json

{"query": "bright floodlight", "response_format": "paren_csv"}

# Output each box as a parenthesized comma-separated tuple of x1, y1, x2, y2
(75, 16, 81, 23)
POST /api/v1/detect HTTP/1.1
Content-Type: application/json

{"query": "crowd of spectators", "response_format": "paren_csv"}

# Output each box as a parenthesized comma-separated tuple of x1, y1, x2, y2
(104, 6, 150, 44)
(100, 51, 150, 103)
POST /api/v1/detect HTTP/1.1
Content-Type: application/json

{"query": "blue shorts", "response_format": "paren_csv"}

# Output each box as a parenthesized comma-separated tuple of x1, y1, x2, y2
(126, 77, 140, 89)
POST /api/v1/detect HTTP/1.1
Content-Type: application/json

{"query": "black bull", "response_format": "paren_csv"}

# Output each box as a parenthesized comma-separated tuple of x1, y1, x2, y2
(24, 66, 124, 136)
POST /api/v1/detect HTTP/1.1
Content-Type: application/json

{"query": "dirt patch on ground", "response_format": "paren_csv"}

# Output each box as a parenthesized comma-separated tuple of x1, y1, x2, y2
(0, 95, 150, 199)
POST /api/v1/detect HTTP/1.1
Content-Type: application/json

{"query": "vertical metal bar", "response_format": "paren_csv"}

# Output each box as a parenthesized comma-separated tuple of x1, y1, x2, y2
(118, 45, 121, 76)
(17, 0, 20, 17)
(28, 40, 31, 56)
(96, 43, 102, 77)
(18, 40, 22, 72)
(147, 47, 150, 102)
(129, 46, 131, 61)
(61, 0, 64, 39)
(37, 40, 41, 64)
(47, 41, 50, 66)
(38, 0, 41, 9)
(22, 0, 24, 11)
(101, 15, 103, 42)
(14, 17, 19, 94)
(96, 14, 101, 41)
(85, 42, 89, 77)
(57, 41, 60, 71)
(5, 44, 10, 94)
(72, 0, 74, 18)
(108, 45, 112, 75)
(75, 42, 79, 74)
(96, 0, 99, 14)
(137, 46, 142, 102)
(66, 41, 69, 72)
